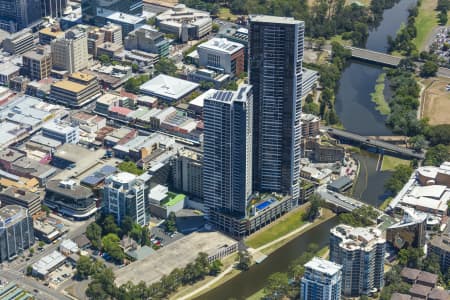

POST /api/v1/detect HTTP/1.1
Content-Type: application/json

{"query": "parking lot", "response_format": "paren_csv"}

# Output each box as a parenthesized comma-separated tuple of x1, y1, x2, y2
(150, 225, 184, 249)
(48, 263, 75, 288)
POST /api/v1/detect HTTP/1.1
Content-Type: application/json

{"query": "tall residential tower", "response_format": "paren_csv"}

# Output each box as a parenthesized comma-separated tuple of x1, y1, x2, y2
(203, 85, 253, 236)
(249, 15, 304, 203)
(301, 257, 342, 300)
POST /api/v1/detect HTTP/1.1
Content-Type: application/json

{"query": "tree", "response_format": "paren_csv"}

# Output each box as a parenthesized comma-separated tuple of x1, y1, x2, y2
(398, 58, 415, 72)
(38, 241, 45, 248)
(98, 54, 111, 65)
(86, 268, 116, 300)
(76, 255, 92, 280)
(225, 80, 238, 91)
(424, 144, 450, 166)
(264, 272, 289, 300)
(420, 60, 438, 77)
(141, 226, 151, 246)
(409, 135, 426, 152)
(385, 164, 413, 195)
(26, 265, 32, 276)
(209, 260, 223, 276)
(102, 233, 124, 262)
(121, 216, 134, 237)
(29, 247, 34, 256)
(302, 102, 320, 115)
(165, 212, 177, 233)
(200, 81, 214, 90)
(212, 23, 220, 32)
(315, 37, 326, 50)
(438, 10, 448, 25)
(304, 194, 323, 221)
(236, 249, 251, 271)
(41, 204, 50, 216)
(102, 214, 121, 235)
(86, 222, 102, 250)
(131, 63, 139, 72)
(398, 247, 424, 268)
(155, 57, 177, 76)
(425, 124, 450, 146)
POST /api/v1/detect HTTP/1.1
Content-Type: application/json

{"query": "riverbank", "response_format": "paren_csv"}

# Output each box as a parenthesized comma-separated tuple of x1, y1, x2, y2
(413, 0, 438, 50)
(370, 72, 391, 115)
(175, 208, 335, 300)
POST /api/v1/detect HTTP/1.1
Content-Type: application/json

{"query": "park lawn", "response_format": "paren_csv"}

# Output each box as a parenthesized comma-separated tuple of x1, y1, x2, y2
(245, 205, 308, 249)
(371, 73, 391, 115)
(330, 34, 352, 46)
(247, 288, 265, 300)
(217, 8, 238, 21)
(413, 0, 438, 51)
(381, 155, 410, 172)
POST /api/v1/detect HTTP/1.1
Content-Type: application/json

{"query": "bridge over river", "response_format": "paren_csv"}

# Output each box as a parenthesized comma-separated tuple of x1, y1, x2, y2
(323, 127, 425, 160)
(345, 46, 450, 78)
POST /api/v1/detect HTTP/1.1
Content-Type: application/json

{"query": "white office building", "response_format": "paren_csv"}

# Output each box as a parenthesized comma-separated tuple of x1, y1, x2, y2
(42, 121, 80, 144)
(103, 172, 147, 226)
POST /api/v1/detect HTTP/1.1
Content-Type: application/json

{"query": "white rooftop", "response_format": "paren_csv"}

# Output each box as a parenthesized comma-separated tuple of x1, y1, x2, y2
(189, 89, 215, 108)
(249, 15, 303, 25)
(140, 74, 199, 101)
(32, 250, 66, 276)
(111, 172, 136, 184)
(43, 121, 77, 134)
(198, 38, 244, 55)
(305, 257, 342, 276)
(410, 185, 447, 199)
(149, 184, 168, 203)
(60, 239, 79, 253)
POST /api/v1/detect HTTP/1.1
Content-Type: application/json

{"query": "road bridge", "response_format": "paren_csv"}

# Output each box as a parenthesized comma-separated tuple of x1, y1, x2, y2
(324, 127, 425, 160)
(345, 46, 450, 78)
(316, 185, 384, 215)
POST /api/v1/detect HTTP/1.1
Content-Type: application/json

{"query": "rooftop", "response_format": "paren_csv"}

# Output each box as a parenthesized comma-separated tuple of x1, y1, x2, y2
(110, 172, 136, 184)
(104, 11, 146, 24)
(39, 27, 64, 37)
(43, 121, 78, 135)
(304, 257, 342, 276)
(70, 72, 95, 83)
(198, 38, 244, 54)
(53, 143, 93, 163)
(32, 250, 66, 276)
(430, 233, 450, 252)
(331, 224, 385, 252)
(115, 231, 237, 286)
(0, 187, 40, 203)
(249, 15, 303, 25)
(0, 205, 28, 228)
(46, 180, 94, 200)
(140, 74, 199, 101)
(52, 80, 87, 93)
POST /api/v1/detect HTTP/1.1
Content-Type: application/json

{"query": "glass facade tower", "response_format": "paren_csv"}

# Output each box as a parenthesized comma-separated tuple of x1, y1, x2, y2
(249, 15, 304, 203)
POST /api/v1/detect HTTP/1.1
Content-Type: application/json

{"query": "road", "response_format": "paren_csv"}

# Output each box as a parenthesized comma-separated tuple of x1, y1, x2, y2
(1, 216, 93, 299)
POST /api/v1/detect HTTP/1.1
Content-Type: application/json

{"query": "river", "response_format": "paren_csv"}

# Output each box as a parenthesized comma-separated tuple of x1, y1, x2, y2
(197, 1, 416, 299)
(335, 0, 417, 136)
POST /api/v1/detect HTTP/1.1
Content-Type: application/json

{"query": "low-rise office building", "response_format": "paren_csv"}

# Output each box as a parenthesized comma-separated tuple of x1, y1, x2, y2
(0, 62, 20, 85)
(44, 179, 98, 220)
(99, 11, 145, 37)
(139, 74, 199, 103)
(156, 4, 212, 42)
(197, 38, 244, 77)
(0, 187, 41, 216)
(22, 46, 52, 80)
(125, 25, 170, 57)
(49, 72, 101, 107)
(148, 185, 185, 218)
(0, 205, 34, 262)
(42, 121, 80, 144)
(3, 30, 34, 54)
(32, 250, 66, 279)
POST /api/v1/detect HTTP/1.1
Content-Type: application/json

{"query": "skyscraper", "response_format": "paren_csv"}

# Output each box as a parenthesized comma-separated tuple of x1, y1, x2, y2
(249, 15, 304, 203)
(81, 0, 143, 25)
(330, 224, 386, 297)
(203, 85, 253, 234)
(0, 0, 42, 32)
(301, 257, 342, 300)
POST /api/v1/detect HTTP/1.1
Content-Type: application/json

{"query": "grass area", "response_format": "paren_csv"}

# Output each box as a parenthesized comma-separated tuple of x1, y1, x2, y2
(317, 246, 329, 259)
(117, 161, 145, 175)
(381, 155, 410, 171)
(259, 209, 335, 255)
(346, 0, 371, 6)
(217, 8, 238, 21)
(245, 205, 308, 249)
(330, 34, 352, 46)
(371, 73, 391, 115)
(379, 196, 393, 211)
(413, 0, 438, 51)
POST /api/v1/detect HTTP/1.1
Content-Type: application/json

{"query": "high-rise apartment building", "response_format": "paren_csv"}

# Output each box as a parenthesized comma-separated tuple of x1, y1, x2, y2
(171, 148, 203, 200)
(301, 257, 342, 300)
(41, 0, 67, 18)
(103, 172, 147, 226)
(203, 85, 253, 235)
(0, 205, 34, 262)
(81, 0, 143, 25)
(51, 27, 88, 73)
(0, 0, 41, 32)
(429, 233, 450, 274)
(22, 46, 52, 80)
(330, 225, 386, 297)
(249, 15, 304, 203)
